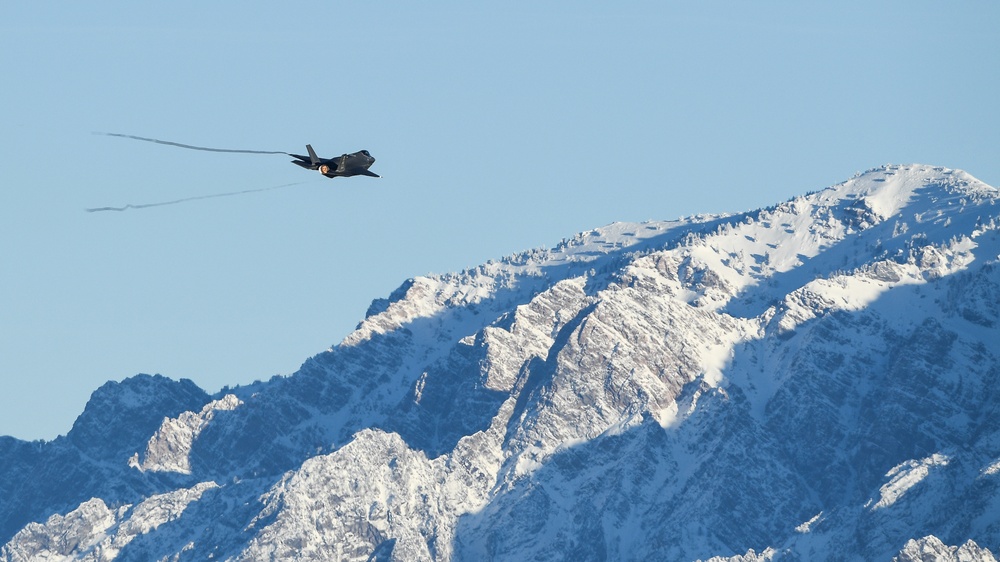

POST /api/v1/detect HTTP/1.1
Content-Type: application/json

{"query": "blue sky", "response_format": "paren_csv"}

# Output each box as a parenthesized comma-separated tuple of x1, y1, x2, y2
(2, 2, 998, 440)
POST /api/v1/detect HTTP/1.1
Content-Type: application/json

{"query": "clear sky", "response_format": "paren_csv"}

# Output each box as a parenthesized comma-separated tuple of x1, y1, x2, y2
(2, 2, 998, 441)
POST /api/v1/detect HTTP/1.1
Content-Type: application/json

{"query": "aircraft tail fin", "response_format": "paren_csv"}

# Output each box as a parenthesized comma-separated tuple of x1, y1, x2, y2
(306, 144, 320, 166)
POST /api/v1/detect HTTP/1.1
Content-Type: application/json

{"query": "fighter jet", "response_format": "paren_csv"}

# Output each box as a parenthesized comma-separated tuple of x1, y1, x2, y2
(290, 145, 379, 178)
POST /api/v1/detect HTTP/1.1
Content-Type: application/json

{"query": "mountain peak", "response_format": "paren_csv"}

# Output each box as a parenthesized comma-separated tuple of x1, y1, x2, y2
(67, 374, 208, 458)
(829, 164, 995, 219)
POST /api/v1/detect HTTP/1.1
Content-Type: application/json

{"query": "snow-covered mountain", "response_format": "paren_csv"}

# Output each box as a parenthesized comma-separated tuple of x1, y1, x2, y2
(3, 164, 1000, 561)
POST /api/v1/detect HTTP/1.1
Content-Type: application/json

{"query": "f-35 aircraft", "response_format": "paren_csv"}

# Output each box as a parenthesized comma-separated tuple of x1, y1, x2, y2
(290, 145, 379, 178)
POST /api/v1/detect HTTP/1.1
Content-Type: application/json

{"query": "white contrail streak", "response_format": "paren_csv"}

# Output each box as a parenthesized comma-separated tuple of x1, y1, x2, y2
(85, 181, 310, 212)
(95, 132, 291, 155)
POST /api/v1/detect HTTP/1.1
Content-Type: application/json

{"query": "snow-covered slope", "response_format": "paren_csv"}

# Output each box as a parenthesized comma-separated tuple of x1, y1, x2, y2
(2, 164, 999, 561)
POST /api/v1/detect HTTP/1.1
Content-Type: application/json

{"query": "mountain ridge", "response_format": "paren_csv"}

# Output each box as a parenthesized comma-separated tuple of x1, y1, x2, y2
(2, 164, 999, 560)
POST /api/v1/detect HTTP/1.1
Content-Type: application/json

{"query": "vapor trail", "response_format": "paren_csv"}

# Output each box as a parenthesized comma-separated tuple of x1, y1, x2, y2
(85, 181, 309, 212)
(96, 132, 291, 155)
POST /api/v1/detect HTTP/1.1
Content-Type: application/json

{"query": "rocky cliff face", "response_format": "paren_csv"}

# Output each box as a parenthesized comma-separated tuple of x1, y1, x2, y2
(2, 164, 999, 561)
